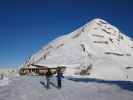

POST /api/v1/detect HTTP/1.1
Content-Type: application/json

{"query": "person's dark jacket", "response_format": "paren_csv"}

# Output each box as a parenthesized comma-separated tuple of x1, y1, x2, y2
(56, 72, 64, 80)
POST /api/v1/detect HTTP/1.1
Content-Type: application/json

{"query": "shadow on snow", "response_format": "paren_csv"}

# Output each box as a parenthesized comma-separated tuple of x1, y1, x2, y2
(40, 81, 58, 89)
(67, 77, 133, 92)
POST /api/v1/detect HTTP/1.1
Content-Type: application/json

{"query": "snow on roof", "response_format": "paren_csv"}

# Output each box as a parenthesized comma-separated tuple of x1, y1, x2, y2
(35, 63, 80, 68)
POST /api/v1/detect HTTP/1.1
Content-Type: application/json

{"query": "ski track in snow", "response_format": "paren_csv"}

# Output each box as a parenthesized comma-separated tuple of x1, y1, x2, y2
(0, 76, 133, 100)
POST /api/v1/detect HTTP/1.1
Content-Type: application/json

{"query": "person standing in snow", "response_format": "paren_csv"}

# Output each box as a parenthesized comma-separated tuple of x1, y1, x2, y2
(45, 68, 52, 89)
(56, 67, 64, 89)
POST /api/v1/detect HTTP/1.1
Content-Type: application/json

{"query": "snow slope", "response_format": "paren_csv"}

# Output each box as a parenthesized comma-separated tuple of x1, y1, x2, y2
(22, 18, 133, 81)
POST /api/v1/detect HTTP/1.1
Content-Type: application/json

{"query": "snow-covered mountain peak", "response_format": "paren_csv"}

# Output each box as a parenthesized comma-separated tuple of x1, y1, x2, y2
(89, 18, 108, 24)
(85, 18, 119, 35)
(22, 18, 133, 81)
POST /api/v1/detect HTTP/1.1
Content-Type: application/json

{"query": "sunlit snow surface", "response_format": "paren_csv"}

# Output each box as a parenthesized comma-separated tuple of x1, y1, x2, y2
(0, 76, 133, 100)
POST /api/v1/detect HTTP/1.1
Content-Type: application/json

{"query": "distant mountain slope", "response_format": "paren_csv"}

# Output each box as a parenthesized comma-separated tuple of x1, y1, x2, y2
(22, 18, 133, 81)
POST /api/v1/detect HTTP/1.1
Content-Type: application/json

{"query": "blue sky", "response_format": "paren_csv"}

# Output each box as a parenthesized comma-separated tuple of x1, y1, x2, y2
(0, 0, 133, 68)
